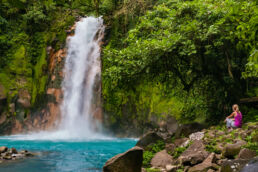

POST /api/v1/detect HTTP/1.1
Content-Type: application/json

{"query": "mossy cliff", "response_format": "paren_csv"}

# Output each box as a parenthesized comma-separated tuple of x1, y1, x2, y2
(0, 0, 257, 135)
(0, 1, 77, 134)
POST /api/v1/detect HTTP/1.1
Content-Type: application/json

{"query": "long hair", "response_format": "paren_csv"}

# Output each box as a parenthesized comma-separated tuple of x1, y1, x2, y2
(232, 104, 240, 112)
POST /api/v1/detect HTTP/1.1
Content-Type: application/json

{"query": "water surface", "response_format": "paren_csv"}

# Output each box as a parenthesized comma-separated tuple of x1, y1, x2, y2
(0, 136, 136, 172)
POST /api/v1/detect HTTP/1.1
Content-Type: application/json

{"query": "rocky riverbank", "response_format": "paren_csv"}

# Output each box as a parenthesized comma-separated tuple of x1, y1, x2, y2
(103, 122, 258, 172)
(0, 146, 35, 163)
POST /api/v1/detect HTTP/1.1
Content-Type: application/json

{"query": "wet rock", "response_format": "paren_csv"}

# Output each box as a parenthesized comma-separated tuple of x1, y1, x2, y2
(20, 150, 28, 154)
(221, 159, 249, 172)
(240, 157, 258, 172)
(136, 132, 164, 149)
(103, 146, 143, 172)
(0, 146, 8, 153)
(237, 148, 256, 160)
(178, 140, 209, 165)
(8, 147, 18, 154)
(188, 153, 219, 172)
(150, 150, 173, 168)
(3, 155, 12, 160)
(189, 131, 204, 141)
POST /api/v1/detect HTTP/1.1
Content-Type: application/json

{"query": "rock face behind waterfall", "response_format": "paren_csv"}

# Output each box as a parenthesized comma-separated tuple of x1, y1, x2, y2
(103, 146, 143, 172)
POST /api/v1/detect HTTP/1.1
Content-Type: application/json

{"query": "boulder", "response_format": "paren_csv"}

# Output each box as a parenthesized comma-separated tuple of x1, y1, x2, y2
(188, 153, 219, 172)
(136, 132, 164, 149)
(221, 159, 249, 172)
(240, 157, 258, 172)
(175, 123, 206, 138)
(189, 131, 204, 141)
(103, 146, 143, 172)
(150, 150, 173, 168)
(237, 148, 256, 160)
(0, 146, 8, 153)
(222, 140, 247, 158)
(178, 140, 209, 165)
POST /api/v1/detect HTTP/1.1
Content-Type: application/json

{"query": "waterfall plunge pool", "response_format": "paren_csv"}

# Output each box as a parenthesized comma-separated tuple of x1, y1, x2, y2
(0, 135, 137, 172)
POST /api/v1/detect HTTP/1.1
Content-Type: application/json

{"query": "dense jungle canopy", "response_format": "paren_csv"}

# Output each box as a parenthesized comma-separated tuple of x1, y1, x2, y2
(0, 0, 257, 133)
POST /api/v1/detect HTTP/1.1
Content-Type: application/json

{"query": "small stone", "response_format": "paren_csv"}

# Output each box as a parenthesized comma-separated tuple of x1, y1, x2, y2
(20, 150, 28, 154)
(3, 155, 12, 160)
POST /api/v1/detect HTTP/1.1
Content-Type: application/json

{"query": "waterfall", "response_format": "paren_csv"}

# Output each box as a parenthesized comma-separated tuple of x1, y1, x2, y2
(58, 17, 105, 139)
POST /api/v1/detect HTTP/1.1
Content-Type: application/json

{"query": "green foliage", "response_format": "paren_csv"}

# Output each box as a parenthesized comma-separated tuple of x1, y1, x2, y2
(143, 151, 154, 168)
(205, 140, 221, 154)
(102, 0, 258, 127)
(173, 146, 187, 159)
(243, 50, 258, 78)
(244, 132, 258, 154)
(145, 168, 161, 172)
(143, 140, 165, 167)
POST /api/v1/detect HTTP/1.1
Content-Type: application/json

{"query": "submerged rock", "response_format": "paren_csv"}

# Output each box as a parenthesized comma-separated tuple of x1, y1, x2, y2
(103, 146, 143, 172)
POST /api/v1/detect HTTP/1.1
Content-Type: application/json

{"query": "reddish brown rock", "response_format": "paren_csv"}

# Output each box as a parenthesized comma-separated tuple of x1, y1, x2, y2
(150, 150, 173, 168)
(103, 146, 143, 172)
(17, 89, 31, 108)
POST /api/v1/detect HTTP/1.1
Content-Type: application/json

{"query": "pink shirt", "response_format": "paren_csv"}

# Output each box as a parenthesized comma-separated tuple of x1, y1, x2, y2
(234, 112, 242, 127)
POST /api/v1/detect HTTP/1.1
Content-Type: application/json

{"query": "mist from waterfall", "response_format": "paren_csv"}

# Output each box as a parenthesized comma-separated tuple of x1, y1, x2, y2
(57, 17, 105, 139)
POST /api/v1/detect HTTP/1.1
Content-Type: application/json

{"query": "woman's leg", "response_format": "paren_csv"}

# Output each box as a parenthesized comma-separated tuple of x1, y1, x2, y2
(226, 118, 233, 128)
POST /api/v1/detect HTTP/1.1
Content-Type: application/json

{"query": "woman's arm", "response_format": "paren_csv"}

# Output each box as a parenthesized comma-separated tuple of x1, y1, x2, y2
(226, 112, 236, 119)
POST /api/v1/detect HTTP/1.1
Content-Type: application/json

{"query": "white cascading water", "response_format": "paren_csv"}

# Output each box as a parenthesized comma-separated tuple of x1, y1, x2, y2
(8, 17, 108, 140)
(58, 16, 105, 138)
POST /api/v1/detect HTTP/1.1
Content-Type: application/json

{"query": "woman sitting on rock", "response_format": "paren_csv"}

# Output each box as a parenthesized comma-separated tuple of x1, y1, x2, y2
(224, 104, 242, 130)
